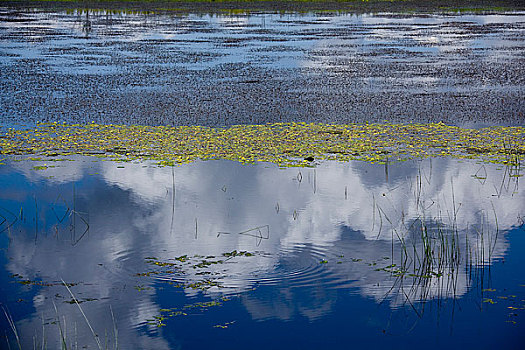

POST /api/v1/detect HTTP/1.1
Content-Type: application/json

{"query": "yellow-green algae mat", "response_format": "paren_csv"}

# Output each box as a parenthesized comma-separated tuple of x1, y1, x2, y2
(0, 122, 523, 166)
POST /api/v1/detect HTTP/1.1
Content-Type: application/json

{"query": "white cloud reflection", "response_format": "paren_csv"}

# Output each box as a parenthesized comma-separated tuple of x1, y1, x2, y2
(2, 156, 523, 347)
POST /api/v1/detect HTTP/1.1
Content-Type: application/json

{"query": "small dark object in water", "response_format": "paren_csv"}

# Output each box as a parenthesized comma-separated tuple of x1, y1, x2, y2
(304, 156, 314, 162)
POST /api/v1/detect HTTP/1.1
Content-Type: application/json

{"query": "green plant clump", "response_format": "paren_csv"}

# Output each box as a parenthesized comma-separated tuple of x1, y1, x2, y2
(0, 122, 523, 166)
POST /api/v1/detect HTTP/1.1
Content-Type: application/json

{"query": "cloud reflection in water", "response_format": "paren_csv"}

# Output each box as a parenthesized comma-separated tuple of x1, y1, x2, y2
(0, 156, 522, 348)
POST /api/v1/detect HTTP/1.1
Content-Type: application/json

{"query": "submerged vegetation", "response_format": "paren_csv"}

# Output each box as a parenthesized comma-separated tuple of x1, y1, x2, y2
(0, 122, 523, 166)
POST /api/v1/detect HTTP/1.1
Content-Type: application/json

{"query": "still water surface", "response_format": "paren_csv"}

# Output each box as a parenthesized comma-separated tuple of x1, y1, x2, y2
(0, 156, 524, 349)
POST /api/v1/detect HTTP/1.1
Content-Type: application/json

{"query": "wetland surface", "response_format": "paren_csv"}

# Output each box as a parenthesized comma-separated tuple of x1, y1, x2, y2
(0, 7, 524, 127)
(0, 3, 525, 349)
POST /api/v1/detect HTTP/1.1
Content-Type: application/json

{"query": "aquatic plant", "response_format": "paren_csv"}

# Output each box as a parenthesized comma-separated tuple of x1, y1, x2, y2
(0, 122, 523, 167)
(2, 296, 119, 350)
(364, 163, 521, 315)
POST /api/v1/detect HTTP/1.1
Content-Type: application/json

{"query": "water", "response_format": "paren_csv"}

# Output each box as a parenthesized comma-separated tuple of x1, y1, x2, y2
(1, 5, 524, 349)
(1, 9, 524, 127)
(0, 156, 524, 349)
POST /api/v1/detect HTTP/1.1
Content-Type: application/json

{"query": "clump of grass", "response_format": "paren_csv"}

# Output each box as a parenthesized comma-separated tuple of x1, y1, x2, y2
(372, 164, 508, 310)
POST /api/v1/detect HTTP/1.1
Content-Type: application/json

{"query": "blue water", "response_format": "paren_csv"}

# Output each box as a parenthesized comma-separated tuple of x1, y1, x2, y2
(0, 156, 523, 349)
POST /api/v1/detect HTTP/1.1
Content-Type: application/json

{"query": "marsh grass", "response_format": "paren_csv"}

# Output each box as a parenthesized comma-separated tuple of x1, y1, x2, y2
(0, 206, 18, 237)
(2, 306, 22, 350)
(3, 307, 119, 350)
(373, 165, 512, 314)
(60, 280, 102, 350)
(217, 225, 269, 246)
(376, 217, 467, 315)
(2, 284, 118, 350)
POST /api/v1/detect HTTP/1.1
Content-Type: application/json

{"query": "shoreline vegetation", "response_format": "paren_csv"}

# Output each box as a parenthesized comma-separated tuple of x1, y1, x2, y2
(1, 0, 525, 14)
(0, 122, 523, 166)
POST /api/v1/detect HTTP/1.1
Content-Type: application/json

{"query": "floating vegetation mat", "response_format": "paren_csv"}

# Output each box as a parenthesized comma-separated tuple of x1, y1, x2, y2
(0, 122, 523, 166)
